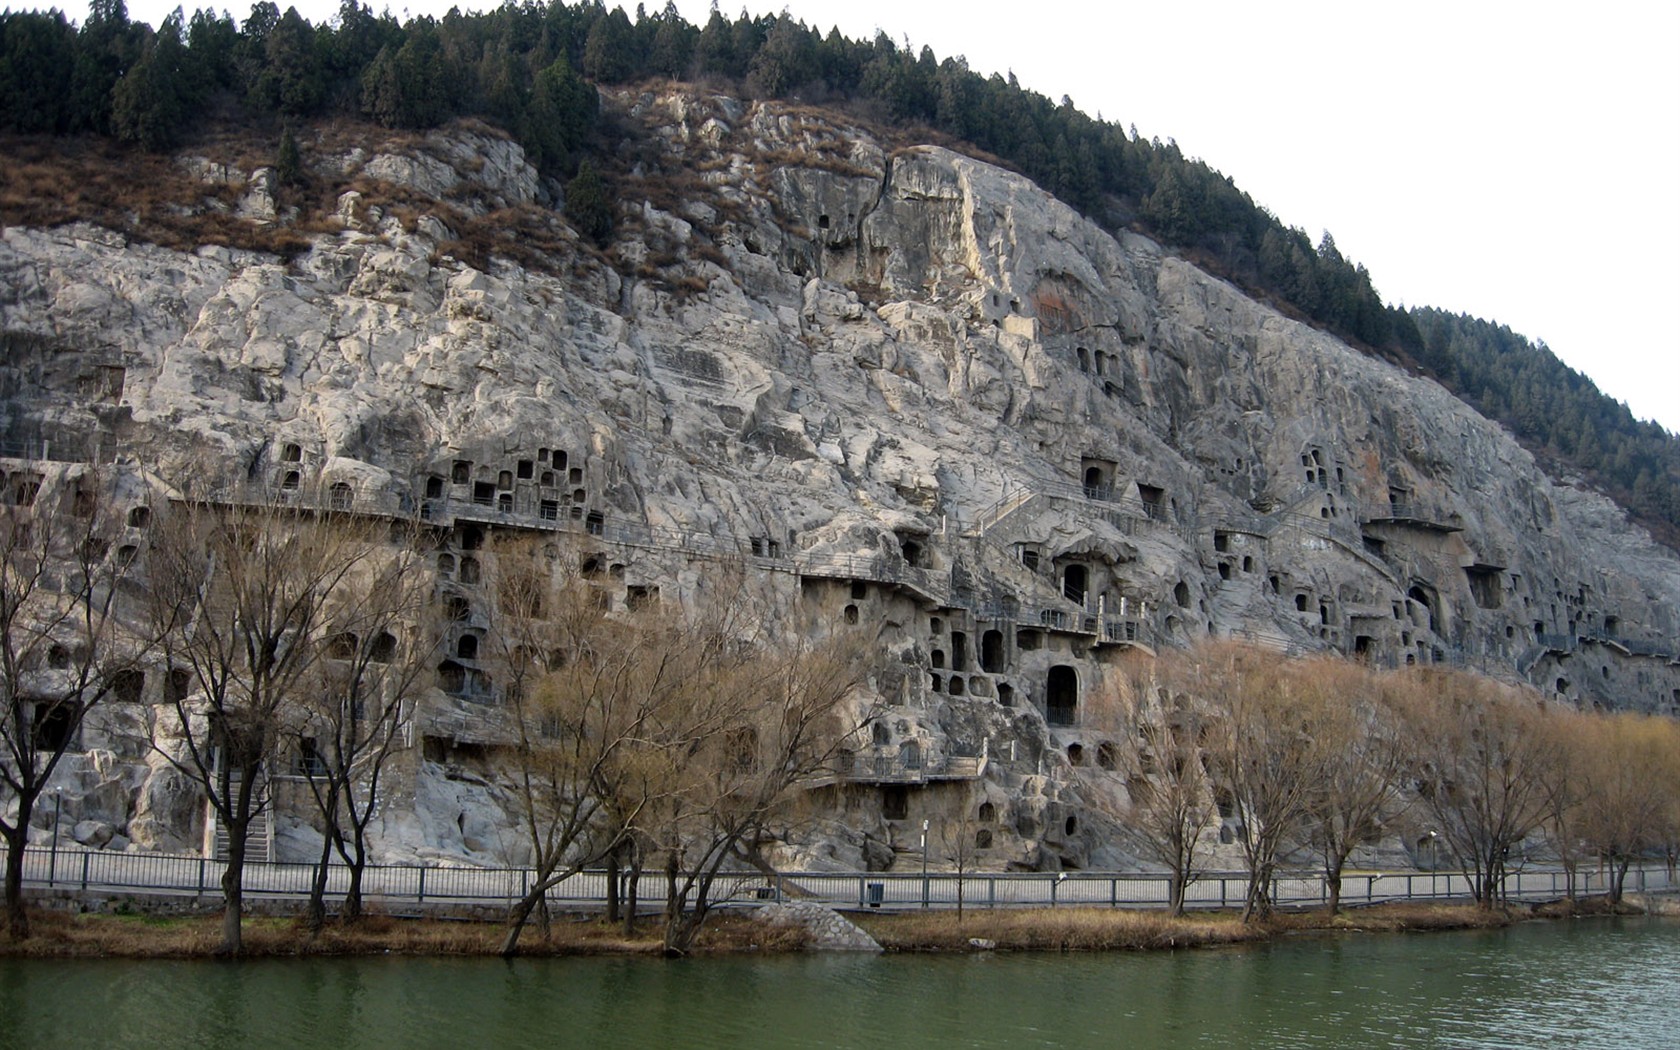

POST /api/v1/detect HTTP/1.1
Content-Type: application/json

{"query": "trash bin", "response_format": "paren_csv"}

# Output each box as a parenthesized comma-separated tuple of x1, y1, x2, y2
(866, 882, 884, 908)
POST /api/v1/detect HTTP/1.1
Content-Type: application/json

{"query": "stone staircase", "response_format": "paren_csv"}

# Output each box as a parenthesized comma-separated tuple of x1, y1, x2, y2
(968, 534, 1085, 614)
(203, 770, 275, 863)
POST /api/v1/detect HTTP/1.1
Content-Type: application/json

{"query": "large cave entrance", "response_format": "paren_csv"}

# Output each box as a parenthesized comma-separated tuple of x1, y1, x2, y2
(1046, 665, 1078, 726)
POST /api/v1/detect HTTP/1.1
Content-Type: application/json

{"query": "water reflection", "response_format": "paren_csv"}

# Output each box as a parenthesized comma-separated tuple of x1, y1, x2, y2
(2, 918, 1677, 1049)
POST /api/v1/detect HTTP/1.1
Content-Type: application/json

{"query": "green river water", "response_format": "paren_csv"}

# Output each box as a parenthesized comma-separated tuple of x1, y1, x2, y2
(2, 916, 1675, 1049)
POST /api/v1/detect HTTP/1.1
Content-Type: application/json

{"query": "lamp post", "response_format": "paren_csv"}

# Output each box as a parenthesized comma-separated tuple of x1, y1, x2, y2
(1427, 831, 1439, 898)
(49, 788, 63, 886)
(920, 819, 930, 909)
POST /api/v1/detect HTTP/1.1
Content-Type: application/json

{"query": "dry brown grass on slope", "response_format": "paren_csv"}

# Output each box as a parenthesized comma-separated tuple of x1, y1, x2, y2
(0, 901, 1542, 958)
(0, 135, 314, 257)
(855, 901, 1527, 952)
(2, 911, 504, 959)
(1270, 901, 1518, 934)
(854, 908, 1264, 952)
(1, 909, 809, 959)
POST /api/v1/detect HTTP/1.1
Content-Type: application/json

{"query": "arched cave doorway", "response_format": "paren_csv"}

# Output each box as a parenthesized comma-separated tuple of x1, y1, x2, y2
(1046, 665, 1078, 726)
(1063, 565, 1087, 605)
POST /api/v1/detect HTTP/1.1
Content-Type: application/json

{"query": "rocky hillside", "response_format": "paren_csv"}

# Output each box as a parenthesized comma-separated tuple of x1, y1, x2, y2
(3, 89, 1678, 869)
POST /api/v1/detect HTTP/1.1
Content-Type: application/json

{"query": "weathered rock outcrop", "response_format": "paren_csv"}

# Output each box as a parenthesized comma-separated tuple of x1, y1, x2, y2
(2, 90, 1676, 872)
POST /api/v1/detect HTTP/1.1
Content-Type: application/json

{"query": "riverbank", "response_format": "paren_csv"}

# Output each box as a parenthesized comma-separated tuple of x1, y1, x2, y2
(851, 900, 1523, 953)
(0, 908, 810, 958)
(6, 895, 1657, 959)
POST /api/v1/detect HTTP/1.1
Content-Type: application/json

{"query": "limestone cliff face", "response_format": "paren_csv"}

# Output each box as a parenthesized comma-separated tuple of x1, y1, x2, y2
(3, 91, 1677, 871)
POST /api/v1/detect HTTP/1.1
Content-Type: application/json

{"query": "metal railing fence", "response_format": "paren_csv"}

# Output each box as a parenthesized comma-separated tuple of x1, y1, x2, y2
(19, 846, 1675, 914)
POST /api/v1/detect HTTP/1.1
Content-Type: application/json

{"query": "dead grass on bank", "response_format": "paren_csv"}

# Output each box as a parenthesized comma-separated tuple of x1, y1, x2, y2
(1270, 901, 1518, 935)
(0, 909, 808, 960)
(854, 900, 1527, 953)
(4, 898, 1617, 959)
(853, 907, 1264, 953)
(1531, 894, 1653, 919)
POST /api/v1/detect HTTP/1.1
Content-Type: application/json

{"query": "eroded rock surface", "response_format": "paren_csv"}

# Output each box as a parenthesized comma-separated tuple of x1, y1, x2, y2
(3, 90, 1676, 872)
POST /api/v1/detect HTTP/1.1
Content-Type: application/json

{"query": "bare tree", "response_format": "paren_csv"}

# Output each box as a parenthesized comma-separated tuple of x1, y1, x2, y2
(0, 467, 156, 940)
(1574, 712, 1677, 902)
(1086, 651, 1219, 917)
(1303, 658, 1408, 915)
(650, 622, 872, 956)
(1199, 643, 1330, 922)
(490, 536, 696, 957)
(937, 791, 981, 922)
(1657, 732, 1680, 886)
(611, 567, 878, 955)
(1391, 668, 1559, 909)
(1533, 706, 1594, 902)
(144, 493, 380, 955)
(291, 527, 437, 930)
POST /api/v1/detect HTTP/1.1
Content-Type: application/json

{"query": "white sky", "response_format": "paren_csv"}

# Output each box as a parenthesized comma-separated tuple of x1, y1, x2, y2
(120, 0, 1680, 432)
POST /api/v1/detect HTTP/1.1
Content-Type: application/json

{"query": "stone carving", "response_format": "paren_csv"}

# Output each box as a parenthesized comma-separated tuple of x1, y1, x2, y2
(1, 89, 1675, 873)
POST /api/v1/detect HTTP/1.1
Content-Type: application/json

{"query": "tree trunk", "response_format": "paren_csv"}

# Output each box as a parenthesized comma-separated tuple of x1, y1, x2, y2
(219, 823, 247, 956)
(661, 851, 692, 954)
(1168, 870, 1186, 917)
(344, 860, 364, 921)
(605, 850, 621, 924)
(304, 823, 334, 934)
(1242, 863, 1272, 923)
(500, 887, 544, 957)
(1475, 852, 1499, 909)
(338, 820, 367, 922)
(663, 908, 704, 956)
(662, 850, 681, 924)
(305, 803, 341, 934)
(1610, 858, 1631, 903)
(3, 819, 29, 942)
(622, 849, 641, 937)
(1325, 869, 1343, 916)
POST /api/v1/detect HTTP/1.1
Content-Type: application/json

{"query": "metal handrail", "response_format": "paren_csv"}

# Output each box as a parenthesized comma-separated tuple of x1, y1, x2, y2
(18, 846, 1673, 914)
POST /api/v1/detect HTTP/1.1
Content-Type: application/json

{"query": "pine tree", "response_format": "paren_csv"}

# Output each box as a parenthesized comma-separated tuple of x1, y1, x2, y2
(745, 16, 813, 98)
(580, 6, 636, 82)
(647, 1, 694, 78)
(71, 0, 143, 134)
(110, 16, 187, 151)
(693, 7, 735, 78)
(254, 6, 324, 116)
(360, 21, 455, 129)
(276, 125, 302, 186)
(524, 55, 597, 176)
(0, 10, 77, 133)
(564, 159, 612, 245)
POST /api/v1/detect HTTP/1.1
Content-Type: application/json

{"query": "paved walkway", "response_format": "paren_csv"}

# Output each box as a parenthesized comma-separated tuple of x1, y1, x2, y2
(21, 847, 1672, 915)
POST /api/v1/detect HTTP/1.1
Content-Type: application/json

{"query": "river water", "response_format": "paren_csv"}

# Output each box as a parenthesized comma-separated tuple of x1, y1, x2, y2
(2, 917, 1675, 1049)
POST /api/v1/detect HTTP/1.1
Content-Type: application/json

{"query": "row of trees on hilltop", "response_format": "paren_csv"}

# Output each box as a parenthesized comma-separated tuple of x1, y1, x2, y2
(1408, 309, 1680, 543)
(0, 0, 1437, 350)
(0, 0, 603, 169)
(1093, 643, 1680, 920)
(2, 1, 1675, 540)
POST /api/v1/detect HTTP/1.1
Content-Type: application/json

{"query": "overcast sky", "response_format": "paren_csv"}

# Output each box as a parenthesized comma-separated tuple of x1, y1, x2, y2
(118, 0, 1680, 431)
